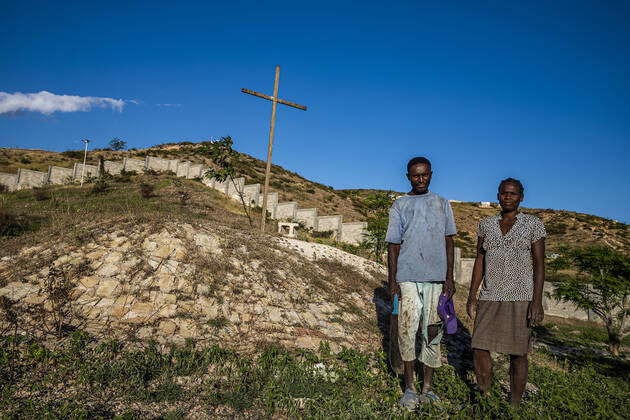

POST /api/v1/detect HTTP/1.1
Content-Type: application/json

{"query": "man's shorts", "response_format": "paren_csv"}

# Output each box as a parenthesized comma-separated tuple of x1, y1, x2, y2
(398, 281, 444, 368)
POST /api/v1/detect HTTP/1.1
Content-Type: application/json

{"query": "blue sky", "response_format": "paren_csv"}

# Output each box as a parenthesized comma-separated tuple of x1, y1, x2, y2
(1, 1, 629, 223)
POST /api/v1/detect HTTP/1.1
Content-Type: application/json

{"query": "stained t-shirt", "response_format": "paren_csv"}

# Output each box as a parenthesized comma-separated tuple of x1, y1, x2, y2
(478, 213, 546, 301)
(385, 192, 457, 282)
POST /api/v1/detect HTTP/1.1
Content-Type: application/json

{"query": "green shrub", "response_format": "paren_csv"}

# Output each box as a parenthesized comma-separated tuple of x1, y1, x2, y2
(61, 150, 83, 159)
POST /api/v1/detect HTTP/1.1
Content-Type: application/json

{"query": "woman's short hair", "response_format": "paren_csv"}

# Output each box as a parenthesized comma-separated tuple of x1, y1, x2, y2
(498, 177, 524, 195)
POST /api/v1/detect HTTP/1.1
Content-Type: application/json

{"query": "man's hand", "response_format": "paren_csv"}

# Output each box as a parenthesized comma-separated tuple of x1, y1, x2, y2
(466, 295, 477, 319)
(389, 282, 401, 302)
(527, 301, 544, 327)
(443, 278, 456, 299)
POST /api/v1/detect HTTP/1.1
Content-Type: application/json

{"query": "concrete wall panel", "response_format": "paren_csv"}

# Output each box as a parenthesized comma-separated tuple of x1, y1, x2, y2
(0, 172, 18, 191)
(17, 168, 48, 189)
(48, 166, 74, 185)
(146, 156, 170, 172)
(123, 158, 146, 173)
(213, 177, 230, 194)
(263, 192, 278, 218)
(242, 184, 260, 207)
(226, 177, 245, 199)
(340, 222, 367, 245)
(73, 163, 99, 180)
(274, 202, 298, 220)
(296, 208, 318, 229)
(316, 215, 343, 239)
(167, 159, 179, 173)
(103, 160, 124, 175)
(187, 164, 204, 179)
(176, 161, 190, 178)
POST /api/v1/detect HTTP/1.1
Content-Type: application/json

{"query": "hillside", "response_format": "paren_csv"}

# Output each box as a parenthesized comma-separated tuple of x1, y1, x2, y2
(1, 154, 628, 417)
(1, 144, 628, 258)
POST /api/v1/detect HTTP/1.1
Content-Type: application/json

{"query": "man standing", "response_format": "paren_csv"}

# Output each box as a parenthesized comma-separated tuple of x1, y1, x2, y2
(386, 157, 457, 410)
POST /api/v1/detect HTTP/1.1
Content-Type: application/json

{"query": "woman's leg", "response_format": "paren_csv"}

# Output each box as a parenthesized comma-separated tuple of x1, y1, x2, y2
(509, 354, 528, 405)
(473, 348, 492, 393)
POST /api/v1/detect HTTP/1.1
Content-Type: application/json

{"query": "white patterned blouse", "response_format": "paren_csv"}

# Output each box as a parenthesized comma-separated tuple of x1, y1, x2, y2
(477, 213, 546, 302)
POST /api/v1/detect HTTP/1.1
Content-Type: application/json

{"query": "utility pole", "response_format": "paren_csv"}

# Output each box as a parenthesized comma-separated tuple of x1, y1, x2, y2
(80, 139, 90, 187)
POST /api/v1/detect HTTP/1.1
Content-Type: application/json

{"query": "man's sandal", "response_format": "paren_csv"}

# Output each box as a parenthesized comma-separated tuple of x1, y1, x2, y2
(399, 389, 420, 411)
(419, 390, 440, 404)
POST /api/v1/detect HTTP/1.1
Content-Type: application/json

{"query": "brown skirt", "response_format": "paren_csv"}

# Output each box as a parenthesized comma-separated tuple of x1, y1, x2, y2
(471, 300, 532, 355)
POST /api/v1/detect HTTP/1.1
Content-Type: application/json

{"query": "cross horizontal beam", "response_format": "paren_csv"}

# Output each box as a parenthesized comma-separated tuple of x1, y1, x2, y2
(241, 88, 307, 111)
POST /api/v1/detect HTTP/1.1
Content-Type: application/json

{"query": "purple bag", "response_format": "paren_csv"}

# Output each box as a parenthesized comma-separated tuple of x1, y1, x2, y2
(437, 294, 458, 334)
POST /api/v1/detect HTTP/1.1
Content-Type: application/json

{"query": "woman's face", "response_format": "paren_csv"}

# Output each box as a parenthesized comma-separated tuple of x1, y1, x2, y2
(498, 182, 523, 212)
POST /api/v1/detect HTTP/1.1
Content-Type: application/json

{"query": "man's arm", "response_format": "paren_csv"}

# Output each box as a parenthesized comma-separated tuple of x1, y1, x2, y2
(467, 237, 485, 319)
(444, 235, 455, 298)
(387, 243, 401, 301)
(528, 238, 545, 326)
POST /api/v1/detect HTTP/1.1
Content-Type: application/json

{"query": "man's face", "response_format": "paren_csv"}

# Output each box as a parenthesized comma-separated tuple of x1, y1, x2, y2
(407, 163, 432, 194)
(497, 182, 523, 212)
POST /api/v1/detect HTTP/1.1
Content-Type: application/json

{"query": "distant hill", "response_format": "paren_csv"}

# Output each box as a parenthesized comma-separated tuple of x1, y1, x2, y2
(1, 143, 628, 257)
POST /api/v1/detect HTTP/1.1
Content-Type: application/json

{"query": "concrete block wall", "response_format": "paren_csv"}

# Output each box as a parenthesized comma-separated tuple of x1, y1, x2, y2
(0, 153, 370, 247)
(176, 161, 190, 178)
(263, 192, 278, 218)
(296, 208, 318, 229)
(213, 177, 230, 194)
(316, 215, 343, 239)
(167, 159, 179, 173)
(226, 177, 245, 199)
(339, 222, 367, 245)
(242, 184, 260, 207)
(275, 202, 298, 220)
(48, 166, 74, 184)
(187, 164, 204, 179)
(123, 158, 146, 173)
(146, 156, 171, 172)
(73, 163, 99, 179)
(17, 168, 48, 189)
(0, 173, 18, 191)
(104, 161, 124, 175)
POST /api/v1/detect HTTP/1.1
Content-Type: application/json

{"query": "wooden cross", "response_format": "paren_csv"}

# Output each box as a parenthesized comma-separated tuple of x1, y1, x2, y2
(241, 65, 307, 232)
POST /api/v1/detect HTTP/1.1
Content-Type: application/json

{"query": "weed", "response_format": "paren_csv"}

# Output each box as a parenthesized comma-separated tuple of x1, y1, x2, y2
(90, 177, 109, 195)
(33, 186, 51, 201)
(0, 211, 43, 237)
(140, 183, 155, 199)
(208, 316, 229, 329)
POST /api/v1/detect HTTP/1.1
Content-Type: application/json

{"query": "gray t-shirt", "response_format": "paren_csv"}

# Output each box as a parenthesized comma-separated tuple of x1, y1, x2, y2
(385, 191, 457, 283)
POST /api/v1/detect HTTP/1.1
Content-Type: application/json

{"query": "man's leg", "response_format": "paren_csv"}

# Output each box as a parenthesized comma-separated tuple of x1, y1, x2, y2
(473, 348, 492, 394)
(398, 283, 421, 392)
(421, 324, 441, 393)
(418, 282, 444, 397)
(509, 354, 528, 405)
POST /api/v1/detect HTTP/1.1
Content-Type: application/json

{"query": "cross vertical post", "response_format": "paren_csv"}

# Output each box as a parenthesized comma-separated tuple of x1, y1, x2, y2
(241, 66, 307, 232)
(260, 65, 281, 232)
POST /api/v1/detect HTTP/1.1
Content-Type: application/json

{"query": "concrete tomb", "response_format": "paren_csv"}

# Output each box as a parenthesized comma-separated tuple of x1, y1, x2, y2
(278, 221, 299, 238)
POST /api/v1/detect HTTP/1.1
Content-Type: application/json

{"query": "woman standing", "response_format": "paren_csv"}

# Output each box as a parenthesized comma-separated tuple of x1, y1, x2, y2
(466, 178, 546, 406)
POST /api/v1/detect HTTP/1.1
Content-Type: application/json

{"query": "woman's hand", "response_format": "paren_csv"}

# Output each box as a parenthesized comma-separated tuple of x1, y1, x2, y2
(528, 301, 544, 326)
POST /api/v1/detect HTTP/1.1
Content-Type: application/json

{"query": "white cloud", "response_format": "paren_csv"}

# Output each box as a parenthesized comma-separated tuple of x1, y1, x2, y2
(0, 91, 126, 115)
(156, 103, 182, 107)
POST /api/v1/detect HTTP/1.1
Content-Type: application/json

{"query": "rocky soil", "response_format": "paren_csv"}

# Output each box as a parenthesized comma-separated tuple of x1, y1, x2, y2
(0, 220, 390, 353)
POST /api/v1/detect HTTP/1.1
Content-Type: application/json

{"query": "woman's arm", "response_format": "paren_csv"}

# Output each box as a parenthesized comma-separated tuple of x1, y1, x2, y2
(467, 237, 485, 319)
(528, 238, 545, 325)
